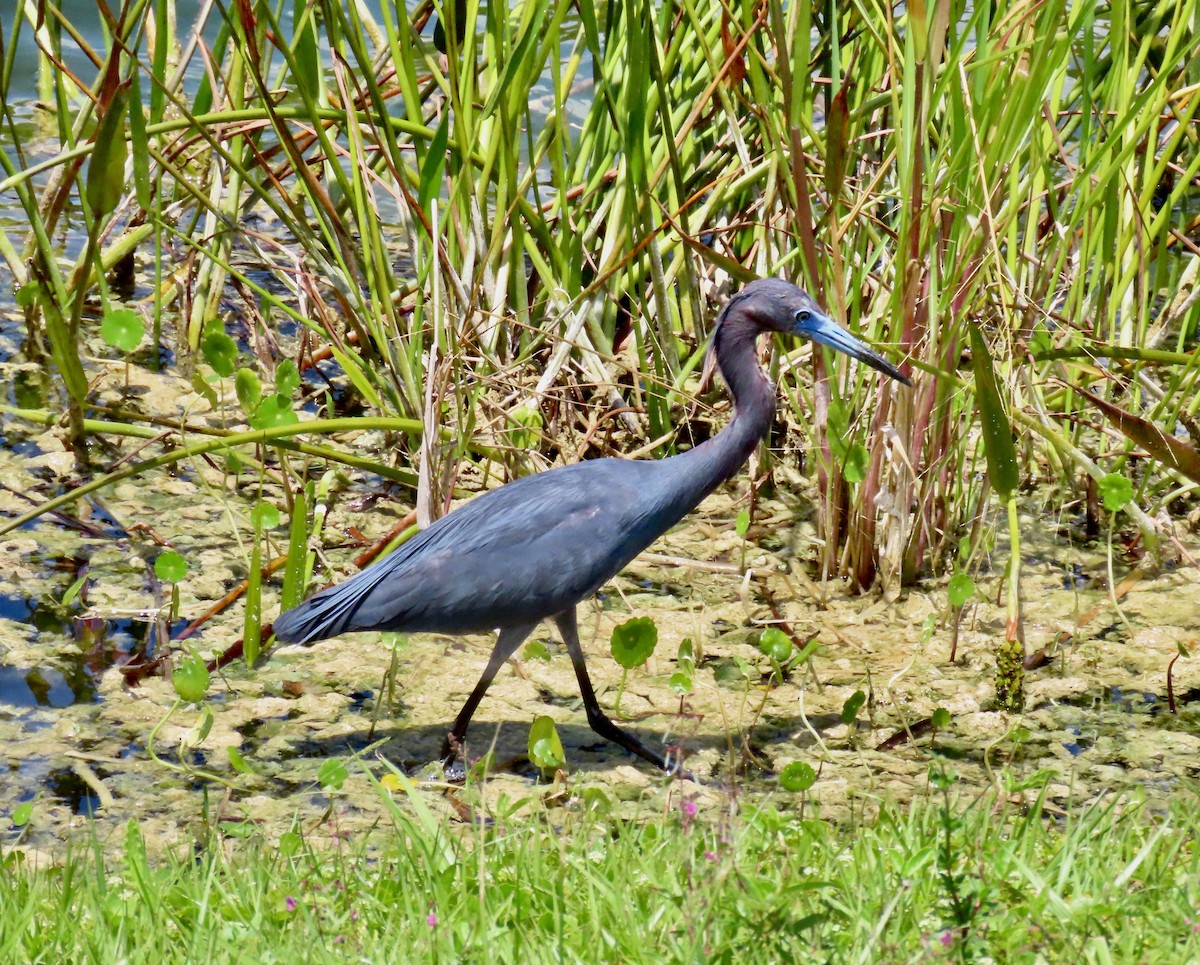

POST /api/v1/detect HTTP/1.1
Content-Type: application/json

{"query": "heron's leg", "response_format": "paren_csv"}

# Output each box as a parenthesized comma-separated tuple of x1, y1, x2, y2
(554, 609, 692, 779)
(442, 622, 537, 761)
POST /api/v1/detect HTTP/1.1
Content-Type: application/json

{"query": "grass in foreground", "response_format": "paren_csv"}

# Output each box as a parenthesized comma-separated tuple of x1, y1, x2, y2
(2, 774, 1198, 963)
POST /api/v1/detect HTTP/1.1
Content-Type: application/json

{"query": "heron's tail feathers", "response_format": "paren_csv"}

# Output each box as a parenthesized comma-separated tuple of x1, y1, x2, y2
(273, 562, 396, 645)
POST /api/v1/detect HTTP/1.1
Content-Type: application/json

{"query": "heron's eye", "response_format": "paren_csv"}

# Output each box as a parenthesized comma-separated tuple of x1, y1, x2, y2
(796, 309, 812, 323)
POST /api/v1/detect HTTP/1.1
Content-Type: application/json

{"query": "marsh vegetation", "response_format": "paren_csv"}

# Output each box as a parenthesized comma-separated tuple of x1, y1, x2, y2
(1, 0, 1199, 957)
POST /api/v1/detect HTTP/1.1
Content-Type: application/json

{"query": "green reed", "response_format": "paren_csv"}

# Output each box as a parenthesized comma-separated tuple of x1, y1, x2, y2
(0, 0, 1197, 628)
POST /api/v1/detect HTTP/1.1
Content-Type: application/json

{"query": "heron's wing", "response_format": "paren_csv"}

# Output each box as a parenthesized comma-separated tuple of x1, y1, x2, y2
(272, 479, 519, 643)
(273, 460, 660, 643)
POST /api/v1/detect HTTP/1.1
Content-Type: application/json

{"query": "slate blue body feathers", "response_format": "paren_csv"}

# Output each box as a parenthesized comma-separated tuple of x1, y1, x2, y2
(274, 458, 694, 639)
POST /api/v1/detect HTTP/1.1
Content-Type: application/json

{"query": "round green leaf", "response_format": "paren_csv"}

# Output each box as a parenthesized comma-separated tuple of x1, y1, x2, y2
(735, 509, 750, 537)
(155, 550, 189, 583)
(275, 358, 301, 398)
(1098, 473, 1133, 512)
(779, 761, 816, 792)
(12, 801, 33, 828)
(527, 715, 565, 771)
(101, 308, 144, 353)
(218, 820, 255, 839)
(931, 707, 952, 730)
(15, 281, 39, 309)
(235, 368, 262, 416)
(252, 503, 281, 531)
(249, 394, 299, 429)
(509, 405, 543, 451)
(669, 670, 693, 695)
(522, 640, 551, 661)
(610, 616, 658, 669)
(758, 628, 793, 663)
(841, 689, 867, 725)
(578, 787, 612, 813)
(842, 443, 868, 484)
(172, 649, 209, 703)
(676, 638, 695, 673)
(190, 371, 219, 409)
(382, 632, 409, 652)
(318, 758, 348, 790)
(947, 570, 976, 608)
(202, 330, 238, 377)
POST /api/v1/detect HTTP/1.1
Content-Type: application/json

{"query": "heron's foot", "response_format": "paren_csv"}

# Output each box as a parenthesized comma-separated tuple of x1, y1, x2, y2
(440, 730, 463, 763)
(438, 731, 467, 781)
(665, 758, 702, 786)
(659, 755, 704, 785)
(579, 706, 704, 782)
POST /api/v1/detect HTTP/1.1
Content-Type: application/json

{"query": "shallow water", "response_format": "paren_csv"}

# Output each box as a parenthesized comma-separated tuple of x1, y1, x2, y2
(2, 12, 1198, 855)
(2, 329, 1199, 861)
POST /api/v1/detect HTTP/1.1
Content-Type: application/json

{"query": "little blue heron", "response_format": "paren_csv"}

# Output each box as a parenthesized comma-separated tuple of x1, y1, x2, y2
(273, 279, 910, 775)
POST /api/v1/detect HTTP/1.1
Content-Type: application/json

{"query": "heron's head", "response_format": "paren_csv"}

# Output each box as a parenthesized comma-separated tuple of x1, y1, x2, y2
(732, 278, 911, 386)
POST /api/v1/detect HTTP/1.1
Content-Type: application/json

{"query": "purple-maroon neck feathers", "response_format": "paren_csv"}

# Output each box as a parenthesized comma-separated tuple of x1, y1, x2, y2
(663, 294, 777, 511)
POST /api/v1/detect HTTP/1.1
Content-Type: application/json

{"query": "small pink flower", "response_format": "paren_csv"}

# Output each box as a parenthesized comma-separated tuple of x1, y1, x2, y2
(427, 912, 439, 927)
(285, 897, 297, 911)
(682, 800, 698, 818)
(940, 931, 953, 947)
(703, 851, 717, 861)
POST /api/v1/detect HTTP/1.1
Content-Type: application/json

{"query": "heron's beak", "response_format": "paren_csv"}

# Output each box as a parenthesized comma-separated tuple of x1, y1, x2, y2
(797, 311, 912, 386)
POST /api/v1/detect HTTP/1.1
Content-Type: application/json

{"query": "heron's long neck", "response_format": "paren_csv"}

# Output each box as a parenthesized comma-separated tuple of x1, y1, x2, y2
(669, 314, 775, 510)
